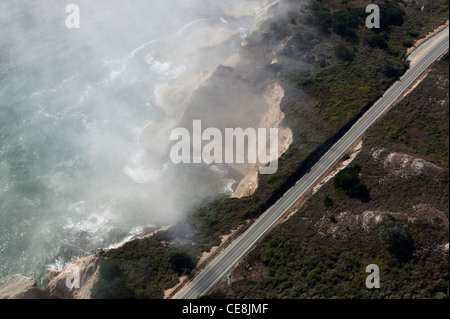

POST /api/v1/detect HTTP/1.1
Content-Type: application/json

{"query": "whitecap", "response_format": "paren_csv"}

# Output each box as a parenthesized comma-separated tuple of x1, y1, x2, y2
(239, 27, 248, 39)
(219, 178, 236, 196)
(144, 54, 186, 78)
(27, 76, 75, 100)
(124, 150, 165, 184)
(106, 224, 156, 250)
(46, 256, 66, 273)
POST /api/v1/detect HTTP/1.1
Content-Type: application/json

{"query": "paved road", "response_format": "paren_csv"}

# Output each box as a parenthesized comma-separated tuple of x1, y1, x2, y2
(177, 26, 449, 299)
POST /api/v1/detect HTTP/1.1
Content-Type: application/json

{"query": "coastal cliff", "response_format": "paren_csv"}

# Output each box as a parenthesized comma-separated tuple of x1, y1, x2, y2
(2, 0, 447, 300)
(0, 0, 286, 299)
(0, 275, 50, 299)
(0, 252, 101, 299)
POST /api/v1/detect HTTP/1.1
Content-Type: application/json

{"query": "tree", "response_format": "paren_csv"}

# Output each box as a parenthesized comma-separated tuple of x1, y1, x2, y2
(380, 0, 405, 29)
(334, 45, 355, 62)
(91, 261, 134, 299)
(324, 195, 334, 208)
(169, 251, 196, 275)
(334, 166, 360, 191)
(330, 7, 366, 41)
(379, 215, 415, 260)
(382, 61, 402, 78)
(334, 165, 370, 201)
(365, 34, 388, 49)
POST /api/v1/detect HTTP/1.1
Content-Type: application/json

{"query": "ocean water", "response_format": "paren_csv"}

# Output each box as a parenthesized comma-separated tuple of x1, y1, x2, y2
(0, 0, 251, 286)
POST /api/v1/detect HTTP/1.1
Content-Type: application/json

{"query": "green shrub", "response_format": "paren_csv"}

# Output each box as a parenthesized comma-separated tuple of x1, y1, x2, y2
(380, 0, 405, 29)
(333, 165, 370, 201)
(407, 31, 419, 38)
(365, 34, 388, 49)
(324, 195, 334, 208)
(169, 251, 196, 275)
(382, 61, 405, 78)
(334, 165, 360, 191)
(331, 8, 364, 40)
(91, 261, 134, 299)
(334, 45, 355, 62)
(378, 215, 415, 260)
(402, 40, 414, 48)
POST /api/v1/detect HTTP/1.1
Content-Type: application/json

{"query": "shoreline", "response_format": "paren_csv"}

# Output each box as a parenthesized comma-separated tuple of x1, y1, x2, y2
(5, 1, 446, 300)
(0, 0, 271, 299)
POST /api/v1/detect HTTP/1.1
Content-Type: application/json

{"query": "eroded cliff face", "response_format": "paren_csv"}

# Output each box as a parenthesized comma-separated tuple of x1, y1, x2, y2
(44, 253, 102, 299)
(232, 82, 293, 198)
(140, 0, 294, 194)
(0, 275, 50, 299)
(139, 0, 270, 166)
(0, 252, 102, 299)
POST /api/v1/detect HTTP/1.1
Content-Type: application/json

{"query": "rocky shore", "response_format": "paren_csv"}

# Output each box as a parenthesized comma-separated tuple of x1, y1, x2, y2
(0, 0, 292, 299)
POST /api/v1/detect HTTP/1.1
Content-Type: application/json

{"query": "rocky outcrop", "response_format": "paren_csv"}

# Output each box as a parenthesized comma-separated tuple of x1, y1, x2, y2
(0, 251, 102, 299)
(0, 275, 50, 299)
(232, 82, 293, 198)
(372, 148, 445, 181)
(44, 253, 102, 299)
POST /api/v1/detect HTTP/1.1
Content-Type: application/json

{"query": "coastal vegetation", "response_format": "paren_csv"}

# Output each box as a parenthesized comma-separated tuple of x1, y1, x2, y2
(208, 54, 449, 299)
(91, 0, 449, 299)
(92, 238, 198, 299)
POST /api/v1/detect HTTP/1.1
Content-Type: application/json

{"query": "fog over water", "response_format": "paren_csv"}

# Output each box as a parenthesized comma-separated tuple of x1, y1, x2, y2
(0, 0, 264, 285)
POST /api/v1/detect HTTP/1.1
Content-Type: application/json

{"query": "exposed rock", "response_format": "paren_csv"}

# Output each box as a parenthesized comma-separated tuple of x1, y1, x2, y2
(315, 210, 378, 238)
(0, 275, 49, 299)
(232, 82, 293, 198)
(0, 251, 102, 299)
(232, 169, 259, 198)
(254, 0, 283, 31)
(45, 253, 101, 299)
(372, 149, 445, 181)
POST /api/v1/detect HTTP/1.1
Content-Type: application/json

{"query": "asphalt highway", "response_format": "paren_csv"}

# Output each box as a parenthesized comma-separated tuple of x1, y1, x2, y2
(177, 26, 449, 299)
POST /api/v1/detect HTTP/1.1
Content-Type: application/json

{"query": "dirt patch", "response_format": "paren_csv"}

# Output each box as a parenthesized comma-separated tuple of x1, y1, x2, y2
(407, 21, 449, 58)
(313, 140, 363, 195)
(209, 259, 269, 299)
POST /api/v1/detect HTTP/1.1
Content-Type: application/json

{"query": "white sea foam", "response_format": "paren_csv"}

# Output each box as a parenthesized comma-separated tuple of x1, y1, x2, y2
(27, 76, 75, 100)
(124, 150, 166, 184)
(106, 224, 156, 250)
(144, 54, 186, 78)
(46, 256, 66, 273)
(63, 211, 114, 238)
(207, 165, 236, 195)
(105, 17, 209, 83)
(239, 27, 248, 39)
(220, 178, 236, 196)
